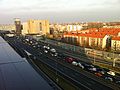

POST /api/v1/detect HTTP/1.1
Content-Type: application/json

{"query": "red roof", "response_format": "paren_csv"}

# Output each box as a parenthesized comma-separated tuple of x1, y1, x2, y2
(64, 28, 120, 39)
(112, 37, 120, 40)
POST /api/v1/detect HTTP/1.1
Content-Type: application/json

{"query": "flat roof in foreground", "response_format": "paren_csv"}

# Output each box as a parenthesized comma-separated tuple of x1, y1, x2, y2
(0, 36, 53, 90)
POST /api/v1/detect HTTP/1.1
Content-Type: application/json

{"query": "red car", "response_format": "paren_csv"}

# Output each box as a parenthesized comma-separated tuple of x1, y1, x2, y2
(65, 57, 75, 63)
(94, 72, 103, 77)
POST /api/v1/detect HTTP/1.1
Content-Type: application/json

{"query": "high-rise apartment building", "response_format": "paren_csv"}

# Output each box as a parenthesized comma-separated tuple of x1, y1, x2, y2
(14, 18, 22, 35)
(26, 20, 49, 35)
(22, 22, 28, 35)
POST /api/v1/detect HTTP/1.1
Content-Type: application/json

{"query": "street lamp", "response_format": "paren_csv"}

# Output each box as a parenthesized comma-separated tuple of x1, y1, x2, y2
(93, 49, 96, 63)
(113, 58, 116, 67)
(56, 59, 59, 84)
(112, 41, 116, 67)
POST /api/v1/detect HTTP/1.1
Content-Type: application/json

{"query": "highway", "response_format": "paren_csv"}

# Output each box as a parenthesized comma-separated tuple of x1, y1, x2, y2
(6, 37, 120, 90)
(40, 40, 120, 67)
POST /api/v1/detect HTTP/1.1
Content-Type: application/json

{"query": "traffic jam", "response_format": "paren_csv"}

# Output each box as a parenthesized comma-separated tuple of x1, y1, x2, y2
(17, 36, 120, 86)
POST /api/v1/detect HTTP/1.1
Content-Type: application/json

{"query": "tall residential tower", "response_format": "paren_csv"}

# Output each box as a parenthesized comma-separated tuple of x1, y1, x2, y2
(14, 18, 22, 35)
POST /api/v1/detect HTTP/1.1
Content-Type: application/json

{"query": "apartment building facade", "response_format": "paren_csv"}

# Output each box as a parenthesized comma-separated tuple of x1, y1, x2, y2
(22, 20, 49, 35)
(63, 28, 120, 51)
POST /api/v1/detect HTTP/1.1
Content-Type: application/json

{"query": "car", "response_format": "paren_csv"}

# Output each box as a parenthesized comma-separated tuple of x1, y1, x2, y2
(51, 52, 58, 56)
(96, 68, 106, 75)
(72, 61, 78, 66)
(39, 52, 42, 55)
(57, 53, 67, 59)
(33, 45, 36, 48)
(43, 45, 50, 53)
(65, 57, 75, 63)
(78, 63, 84, 69)
(37, 45, 40, 47)
(94, 72, 103, 77)
(35, 42, 38, 45)
(82, 63, 95, 71)
(43, 46, 50, 50)
(82, 63, 94, 68)
(88, 67, 97, 72)
(44, 50, 48, 53)
(105, 77, 113, 81)
(115, 81, 120, 85)
(30, 41, 33, 44)
(107, 71, 116, 76)
(50, 48, 58, 56)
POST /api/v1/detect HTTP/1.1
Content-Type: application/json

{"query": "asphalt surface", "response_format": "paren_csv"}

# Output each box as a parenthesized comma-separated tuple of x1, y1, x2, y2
(6, 37, 120, 90)
(40, 40, 120, 67)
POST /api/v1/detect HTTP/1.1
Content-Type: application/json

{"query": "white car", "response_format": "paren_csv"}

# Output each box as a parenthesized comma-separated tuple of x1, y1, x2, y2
(89, 67, 97, 72)
(44, 50, 48, 53)
(72, 61, 78, 66)
(107, 71, 115, 76)
(72, 61, 84, 69)
(78, 63, 84, 69)
(50, 48, 56, 52)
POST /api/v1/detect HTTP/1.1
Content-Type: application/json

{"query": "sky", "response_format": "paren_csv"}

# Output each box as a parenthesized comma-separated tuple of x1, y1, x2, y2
(0, 0, 120, 24)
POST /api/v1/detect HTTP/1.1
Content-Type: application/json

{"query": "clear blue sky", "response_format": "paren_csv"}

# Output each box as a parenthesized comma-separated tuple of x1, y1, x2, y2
(0, 0, 120, 24)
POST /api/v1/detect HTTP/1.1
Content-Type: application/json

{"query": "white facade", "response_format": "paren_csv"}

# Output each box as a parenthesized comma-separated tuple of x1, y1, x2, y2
(0, 24, 15, 31)
(118, 32, 120, 36)
(67, 25, 83, 32)
(22, 22, 28, 35)
(102, 35, 110, 49)
(111, 40, 120, 51)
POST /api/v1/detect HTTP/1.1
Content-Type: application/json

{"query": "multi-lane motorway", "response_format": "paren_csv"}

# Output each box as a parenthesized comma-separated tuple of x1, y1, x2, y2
(6, 37, 120, 90)
(40, 39, 120, 67)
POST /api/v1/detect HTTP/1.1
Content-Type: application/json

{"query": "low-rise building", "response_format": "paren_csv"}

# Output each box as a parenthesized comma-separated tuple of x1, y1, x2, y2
(111, 36, 120, 52)
(63, 28, 120, 52)
(0, 24, 15, 32)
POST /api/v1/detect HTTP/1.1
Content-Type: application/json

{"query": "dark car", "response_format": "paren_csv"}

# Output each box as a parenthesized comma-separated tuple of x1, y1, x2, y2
(57, 53, 67, 59)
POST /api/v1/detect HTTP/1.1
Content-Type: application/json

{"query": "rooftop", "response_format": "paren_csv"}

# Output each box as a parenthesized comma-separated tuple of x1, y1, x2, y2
(0, 36, 53, 90)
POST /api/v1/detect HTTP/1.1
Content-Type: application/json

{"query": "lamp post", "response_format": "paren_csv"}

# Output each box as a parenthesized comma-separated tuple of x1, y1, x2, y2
(93, 49, 96, 63)
(112, 41, 116, 67)
(56, 59, 59, 84)
(113, 58, 116, 67)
